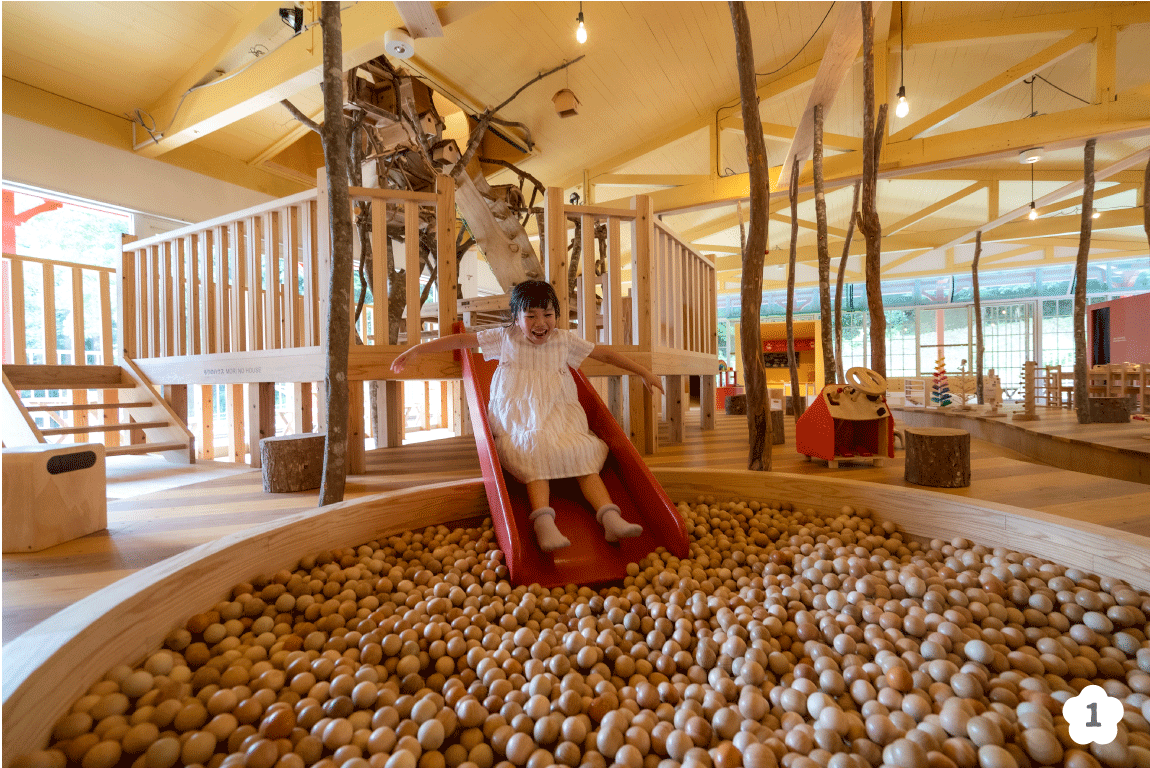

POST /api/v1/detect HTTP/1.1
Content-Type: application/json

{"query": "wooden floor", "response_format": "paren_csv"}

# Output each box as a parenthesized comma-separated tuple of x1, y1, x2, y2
(5, 404, 1150, 645)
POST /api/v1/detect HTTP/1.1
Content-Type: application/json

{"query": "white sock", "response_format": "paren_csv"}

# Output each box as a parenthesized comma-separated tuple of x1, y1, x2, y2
(597, 504, 642, 543)
(529, 507, 570, 551)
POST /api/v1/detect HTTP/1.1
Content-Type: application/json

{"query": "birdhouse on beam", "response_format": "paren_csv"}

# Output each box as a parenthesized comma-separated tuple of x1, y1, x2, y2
(432, 139, 462, 168)
(552, 89, 580, 118)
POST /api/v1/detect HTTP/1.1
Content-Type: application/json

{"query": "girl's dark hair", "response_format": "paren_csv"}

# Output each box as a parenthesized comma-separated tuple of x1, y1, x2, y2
(507, 280, 560, 324)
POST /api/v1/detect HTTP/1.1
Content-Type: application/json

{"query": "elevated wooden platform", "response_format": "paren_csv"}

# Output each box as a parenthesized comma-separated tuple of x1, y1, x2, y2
(892, 404, 1150, 485)
(6, 407, 1150, 645)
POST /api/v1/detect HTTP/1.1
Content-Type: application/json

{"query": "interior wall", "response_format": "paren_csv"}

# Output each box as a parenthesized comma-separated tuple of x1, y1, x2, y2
(1087, 293, 1150, 364)
(2, 116, 275, 227)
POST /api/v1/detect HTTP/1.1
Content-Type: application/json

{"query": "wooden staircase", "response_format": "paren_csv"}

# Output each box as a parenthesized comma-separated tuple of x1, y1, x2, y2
(2, 355, 194, 463)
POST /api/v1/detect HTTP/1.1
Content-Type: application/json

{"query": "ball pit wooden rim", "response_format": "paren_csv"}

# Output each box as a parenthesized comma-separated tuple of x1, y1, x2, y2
(5, 468, 1150, 763)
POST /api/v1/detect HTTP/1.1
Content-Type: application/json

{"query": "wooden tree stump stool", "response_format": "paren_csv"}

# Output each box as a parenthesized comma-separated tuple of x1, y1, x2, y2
(725, 394, 747, 415)
(260, 434, 325, 493)
(770, 409, 785, 445)
(1087, 396, 1132, 423)
(904, 427, 970, 488)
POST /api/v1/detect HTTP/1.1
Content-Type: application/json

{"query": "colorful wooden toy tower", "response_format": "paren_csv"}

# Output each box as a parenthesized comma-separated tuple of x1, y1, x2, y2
(931, 357, 952, 407)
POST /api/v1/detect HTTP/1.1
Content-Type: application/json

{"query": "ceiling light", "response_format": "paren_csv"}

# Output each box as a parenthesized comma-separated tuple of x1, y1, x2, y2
(895, 2, 909, 118)
(895, 86, 909, 119)
(1092, 210, 1101, 219)
(1028, 202, 1038, 221)
(575, 3, 587, 44)
(1019, 147, 1043, 164)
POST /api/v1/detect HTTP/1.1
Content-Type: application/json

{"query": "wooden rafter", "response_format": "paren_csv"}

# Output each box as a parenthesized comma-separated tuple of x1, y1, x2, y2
(719, 118, 863, 152)
(889, 28, 1096, 142)
(134, 3, 404, 158)
(901, 3, 1150, 49)
(777, 3, 864, 188)
(885, 182, 988, 235)
(394, 2, 444, 38)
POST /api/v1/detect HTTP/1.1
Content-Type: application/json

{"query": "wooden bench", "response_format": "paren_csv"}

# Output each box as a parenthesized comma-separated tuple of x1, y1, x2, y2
(259, 434, 325, 493)
(904, 427, 970, 488)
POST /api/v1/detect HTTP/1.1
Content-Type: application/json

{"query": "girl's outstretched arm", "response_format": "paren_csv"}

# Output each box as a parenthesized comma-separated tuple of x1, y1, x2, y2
(588, 347, 665, 394)
(391, 332, 480, 373)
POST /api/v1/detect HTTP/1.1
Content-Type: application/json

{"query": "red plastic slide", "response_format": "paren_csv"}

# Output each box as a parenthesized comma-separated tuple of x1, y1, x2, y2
(458, 345, 690, 588)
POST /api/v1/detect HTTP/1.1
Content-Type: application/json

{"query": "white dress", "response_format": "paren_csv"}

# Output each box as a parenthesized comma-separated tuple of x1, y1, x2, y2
(476, 326, 609, 483)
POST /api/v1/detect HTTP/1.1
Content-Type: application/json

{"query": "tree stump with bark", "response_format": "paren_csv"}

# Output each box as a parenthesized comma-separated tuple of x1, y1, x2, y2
(261, 434, 326, 493)
(904, 427, 971, 488)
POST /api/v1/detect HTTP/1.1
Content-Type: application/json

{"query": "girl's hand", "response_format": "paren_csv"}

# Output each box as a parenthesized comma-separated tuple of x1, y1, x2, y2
(643, 371, 665, 394)
(391, 348, 416, 373)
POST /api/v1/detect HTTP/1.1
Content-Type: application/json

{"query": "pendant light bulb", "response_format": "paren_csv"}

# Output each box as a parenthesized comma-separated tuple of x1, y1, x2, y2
(575, 9, 587, 43)
(1028, 203, 1038, 221)
(1092, 210, 1101, 219)
(895, 86, 910, 118)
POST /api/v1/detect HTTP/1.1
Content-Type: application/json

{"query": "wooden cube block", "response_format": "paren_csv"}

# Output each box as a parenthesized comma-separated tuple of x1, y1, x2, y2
(260, 434, 325, 493)
(3, 443, 107, 553)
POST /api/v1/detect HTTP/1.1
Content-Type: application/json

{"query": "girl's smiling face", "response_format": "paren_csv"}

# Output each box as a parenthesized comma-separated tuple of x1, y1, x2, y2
(517, 306, 556, 344)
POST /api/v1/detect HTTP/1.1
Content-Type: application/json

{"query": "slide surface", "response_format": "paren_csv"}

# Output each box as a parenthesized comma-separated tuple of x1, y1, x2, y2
(458, 346, 690, 588)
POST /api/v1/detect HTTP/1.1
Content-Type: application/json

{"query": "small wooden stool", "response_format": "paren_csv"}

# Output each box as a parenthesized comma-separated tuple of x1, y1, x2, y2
(3, 443, 107, 552)
(904, 427, 970, 488)
(770, 409, 784, 445)
(725, 394, 747, 415)
(260, 434, 325, 493)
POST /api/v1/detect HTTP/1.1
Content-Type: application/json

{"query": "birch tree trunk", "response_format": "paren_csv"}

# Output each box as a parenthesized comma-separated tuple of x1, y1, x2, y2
(787, 161, 806, 421)
(858, 1, 887, 377)
(1074, 138, 1097, 425)
(318, 0, 354, 506)
(835, 182, 861, 383)
(972, 232, 984, 404)
(814, 104, 834, 386)
(729, 1, 771, 471)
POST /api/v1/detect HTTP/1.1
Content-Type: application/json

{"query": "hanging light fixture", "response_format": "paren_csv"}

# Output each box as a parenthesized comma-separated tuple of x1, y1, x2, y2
(895, 1, 910, 118)
(1028, 162, 1039, 220)
(575, 2, 587, 44)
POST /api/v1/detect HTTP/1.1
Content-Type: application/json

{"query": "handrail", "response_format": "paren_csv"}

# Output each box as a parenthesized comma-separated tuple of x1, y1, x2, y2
(127, 190, 318, 250)
(3, 252, 117, 274)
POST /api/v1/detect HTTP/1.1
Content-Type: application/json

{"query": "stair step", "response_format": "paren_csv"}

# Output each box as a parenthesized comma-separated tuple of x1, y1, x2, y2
(4, 364, 131, 390)
(106, 442, 190, 457)
(41, 420, 171, 436)
(26, 402, 151, 412)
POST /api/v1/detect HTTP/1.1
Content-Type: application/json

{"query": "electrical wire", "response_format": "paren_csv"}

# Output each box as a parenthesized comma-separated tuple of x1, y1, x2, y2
(756, 2, 836, 77)
(1032, 73, 1090, 105)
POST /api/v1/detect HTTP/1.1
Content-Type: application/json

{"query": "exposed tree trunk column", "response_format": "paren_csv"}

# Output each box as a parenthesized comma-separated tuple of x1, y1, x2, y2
(858, 1, 887, 377)
(787, 162, 806, 421)
(972, 232, 984, 404)
(1074, 138, 1097, 425)
(729, 1, 771, 471)
(1143, 158, 1149, 258)
(318, 0, 354, 506)
(814, 104, 835, 386)
(835, 183, 861, 384)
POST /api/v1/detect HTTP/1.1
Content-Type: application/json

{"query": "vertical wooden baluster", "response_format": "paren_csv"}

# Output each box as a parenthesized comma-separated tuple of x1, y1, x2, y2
(42, 262, 57, 365)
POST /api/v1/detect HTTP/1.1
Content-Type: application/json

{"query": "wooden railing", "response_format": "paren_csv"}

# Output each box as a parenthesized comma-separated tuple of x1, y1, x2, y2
(3, 253, 116, 366)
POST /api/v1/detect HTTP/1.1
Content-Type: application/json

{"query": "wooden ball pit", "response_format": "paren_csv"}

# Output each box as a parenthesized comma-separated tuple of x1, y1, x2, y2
(5, 468, 1150, 766)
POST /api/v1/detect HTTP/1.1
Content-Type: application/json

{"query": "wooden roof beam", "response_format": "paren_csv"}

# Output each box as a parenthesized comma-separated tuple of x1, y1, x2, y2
(890, 28, 1095, 142)
(777, 2, 865, 188)
(647, 83, 1150, 214)
(930, 147, 1150, 253)
(885, 182, 988, 235)
(719, 117, 863, 152)
(900, 3, 1150, 49)
(134, 3, 403, 158)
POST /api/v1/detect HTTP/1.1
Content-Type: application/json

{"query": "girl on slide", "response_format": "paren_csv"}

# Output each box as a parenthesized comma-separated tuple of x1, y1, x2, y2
(391, 280, 663, 552)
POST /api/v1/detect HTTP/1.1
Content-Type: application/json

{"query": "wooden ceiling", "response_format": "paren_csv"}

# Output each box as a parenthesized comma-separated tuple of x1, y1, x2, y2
(3, 1, 1149, 291)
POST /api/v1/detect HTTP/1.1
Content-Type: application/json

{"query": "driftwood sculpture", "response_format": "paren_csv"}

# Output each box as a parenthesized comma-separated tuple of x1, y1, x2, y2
(1074, 138, 1097, 424)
